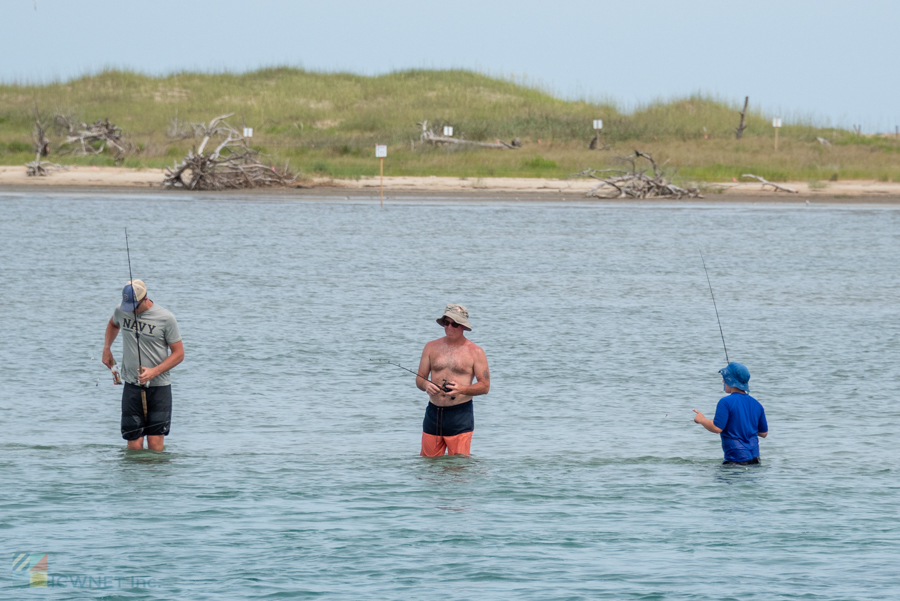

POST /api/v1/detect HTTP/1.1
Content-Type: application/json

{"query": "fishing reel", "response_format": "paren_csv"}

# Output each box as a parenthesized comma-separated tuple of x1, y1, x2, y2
(441, 379, 456, 400)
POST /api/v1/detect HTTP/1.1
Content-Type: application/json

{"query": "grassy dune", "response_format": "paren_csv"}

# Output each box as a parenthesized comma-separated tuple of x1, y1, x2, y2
(1, 68, 898, 182)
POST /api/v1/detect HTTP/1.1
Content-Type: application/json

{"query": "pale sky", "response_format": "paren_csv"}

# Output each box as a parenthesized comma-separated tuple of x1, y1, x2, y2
(3, 0, 898, 131)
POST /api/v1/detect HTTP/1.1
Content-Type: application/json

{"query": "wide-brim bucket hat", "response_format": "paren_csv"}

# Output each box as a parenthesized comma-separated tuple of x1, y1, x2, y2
(437, 303, 472, 331)
(719, 362, 750, 392)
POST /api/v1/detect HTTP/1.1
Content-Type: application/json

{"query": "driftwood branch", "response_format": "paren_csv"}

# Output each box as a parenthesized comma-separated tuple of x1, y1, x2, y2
(163, 114, 295, 190)
(572, 150, 702, 199)
(734, 96, 749, 139)
(741, 174, 797, 193)
(33, 106, 50, 156)
(195, 113, 237, 155)
(56, 115, 134, 162)
(418, 120, 520, 149)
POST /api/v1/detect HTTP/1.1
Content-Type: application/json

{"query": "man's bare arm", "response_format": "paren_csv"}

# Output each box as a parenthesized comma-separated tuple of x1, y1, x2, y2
(101, 318, 120, 369)
(416, 343, 440, 396)
(758, 431, 768, 438)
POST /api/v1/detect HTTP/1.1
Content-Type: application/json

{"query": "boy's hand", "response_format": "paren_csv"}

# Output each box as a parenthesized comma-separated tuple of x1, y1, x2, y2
(692, 409, 706, 424)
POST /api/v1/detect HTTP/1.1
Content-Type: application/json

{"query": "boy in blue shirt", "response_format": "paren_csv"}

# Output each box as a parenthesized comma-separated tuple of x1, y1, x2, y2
(692, 362, 768, 465)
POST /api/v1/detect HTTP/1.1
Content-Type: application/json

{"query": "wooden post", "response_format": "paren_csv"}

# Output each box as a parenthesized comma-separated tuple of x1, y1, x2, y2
(375, 144, 387, 207)
(772, 118, 782, 151)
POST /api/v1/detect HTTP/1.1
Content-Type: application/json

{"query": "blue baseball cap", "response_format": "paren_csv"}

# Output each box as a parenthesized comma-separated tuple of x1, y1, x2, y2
(120, 279, 147, 312)
(719, 362, 750, 392)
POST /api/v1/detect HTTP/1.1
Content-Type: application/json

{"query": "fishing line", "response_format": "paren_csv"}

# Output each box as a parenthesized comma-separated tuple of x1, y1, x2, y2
(700, 251, 729, 364)
(371, 359, 452, 393)
(125, 228, 148, 420)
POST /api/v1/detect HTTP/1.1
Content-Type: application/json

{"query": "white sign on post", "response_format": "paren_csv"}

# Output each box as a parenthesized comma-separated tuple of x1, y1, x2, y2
(243, 127, 253, 138)
(443, 126, 454, 137)
(772, 118, 782, 128)
(375, 145, 387, 158)
(593, 119, 603, 130)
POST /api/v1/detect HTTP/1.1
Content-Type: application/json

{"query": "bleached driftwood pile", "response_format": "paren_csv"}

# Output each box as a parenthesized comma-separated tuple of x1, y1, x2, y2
(55, 115, 133, 162)
(418, 121, 520, 150)
(163, 113, 296, 190)
(572, 151, 702, 199)
(25, 156, 67, 176)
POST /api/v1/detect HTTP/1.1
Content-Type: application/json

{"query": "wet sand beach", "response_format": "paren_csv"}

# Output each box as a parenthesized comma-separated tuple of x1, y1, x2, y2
(2, 165, 900, 201)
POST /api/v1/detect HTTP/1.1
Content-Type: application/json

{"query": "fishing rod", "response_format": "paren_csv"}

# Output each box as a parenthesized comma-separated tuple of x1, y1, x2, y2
(700, 251, 729, 364)
(125, 228, 148, 421)
(375, 360, 453, 393)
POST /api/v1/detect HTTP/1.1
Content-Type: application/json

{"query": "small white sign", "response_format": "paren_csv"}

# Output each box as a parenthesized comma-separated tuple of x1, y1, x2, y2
(443, 126, 454, 137)
(772, 118, 782, 128)
(375, 145, 387, 158)
(243, 127, 253, 138)
(593, 119, 603, 130)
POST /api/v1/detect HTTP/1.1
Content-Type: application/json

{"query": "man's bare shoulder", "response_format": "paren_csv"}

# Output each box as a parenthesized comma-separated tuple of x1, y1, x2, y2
(463, 339, 486, 356)
(423, 337, 445, 351)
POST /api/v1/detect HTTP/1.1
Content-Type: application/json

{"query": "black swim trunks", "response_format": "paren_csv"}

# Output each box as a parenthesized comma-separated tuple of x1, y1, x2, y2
(723, 456, 761, 466)
(121, 382, 172, 440)
(423, 400, 474, 437)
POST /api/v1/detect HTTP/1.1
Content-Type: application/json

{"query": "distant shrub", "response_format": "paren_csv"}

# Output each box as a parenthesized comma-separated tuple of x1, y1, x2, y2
(312, 161, 332, 174)
(166, 146, 183, 157)
(523, 156, 557, 169)
(7, 140, 30, 153)
(829, 172, 839, 181)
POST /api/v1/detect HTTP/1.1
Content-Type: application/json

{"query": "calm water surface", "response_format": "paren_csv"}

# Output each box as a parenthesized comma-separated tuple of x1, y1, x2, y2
(1, 191, 898, 600)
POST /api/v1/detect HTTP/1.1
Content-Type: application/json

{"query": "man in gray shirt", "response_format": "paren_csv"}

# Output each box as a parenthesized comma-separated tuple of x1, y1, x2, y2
(102, 279, 184, 451)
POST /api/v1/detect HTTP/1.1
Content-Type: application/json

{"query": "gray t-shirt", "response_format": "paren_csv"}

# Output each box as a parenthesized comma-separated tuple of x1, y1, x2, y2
(112, 303, 182, 387)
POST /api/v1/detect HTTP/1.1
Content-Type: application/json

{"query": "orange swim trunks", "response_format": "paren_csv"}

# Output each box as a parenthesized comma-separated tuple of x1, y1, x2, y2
(421, 431, 473, 457)
(420, 400, 474, 457)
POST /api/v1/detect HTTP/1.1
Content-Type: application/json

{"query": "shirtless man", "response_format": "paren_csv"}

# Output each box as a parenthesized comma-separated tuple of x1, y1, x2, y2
(416, 304, 490, 457)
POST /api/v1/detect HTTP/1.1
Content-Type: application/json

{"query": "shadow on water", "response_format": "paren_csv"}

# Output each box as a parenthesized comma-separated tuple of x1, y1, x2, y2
(119, 448, 175, 464)
(413, 455, 486, 512)
(414, 454, 488, 484)
(712, 461, 769, 486)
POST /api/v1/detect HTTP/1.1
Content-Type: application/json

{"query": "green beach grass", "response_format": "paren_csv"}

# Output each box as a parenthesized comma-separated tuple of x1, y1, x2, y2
(1, 67, 898, 182)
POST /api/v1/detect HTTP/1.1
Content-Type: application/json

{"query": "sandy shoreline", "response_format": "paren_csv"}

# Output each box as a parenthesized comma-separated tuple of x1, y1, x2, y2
(2, 165, 900, 201)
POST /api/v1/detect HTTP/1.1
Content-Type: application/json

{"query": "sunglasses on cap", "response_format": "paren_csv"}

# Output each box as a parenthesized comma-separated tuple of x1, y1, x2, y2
(440, 319, 463, 328)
